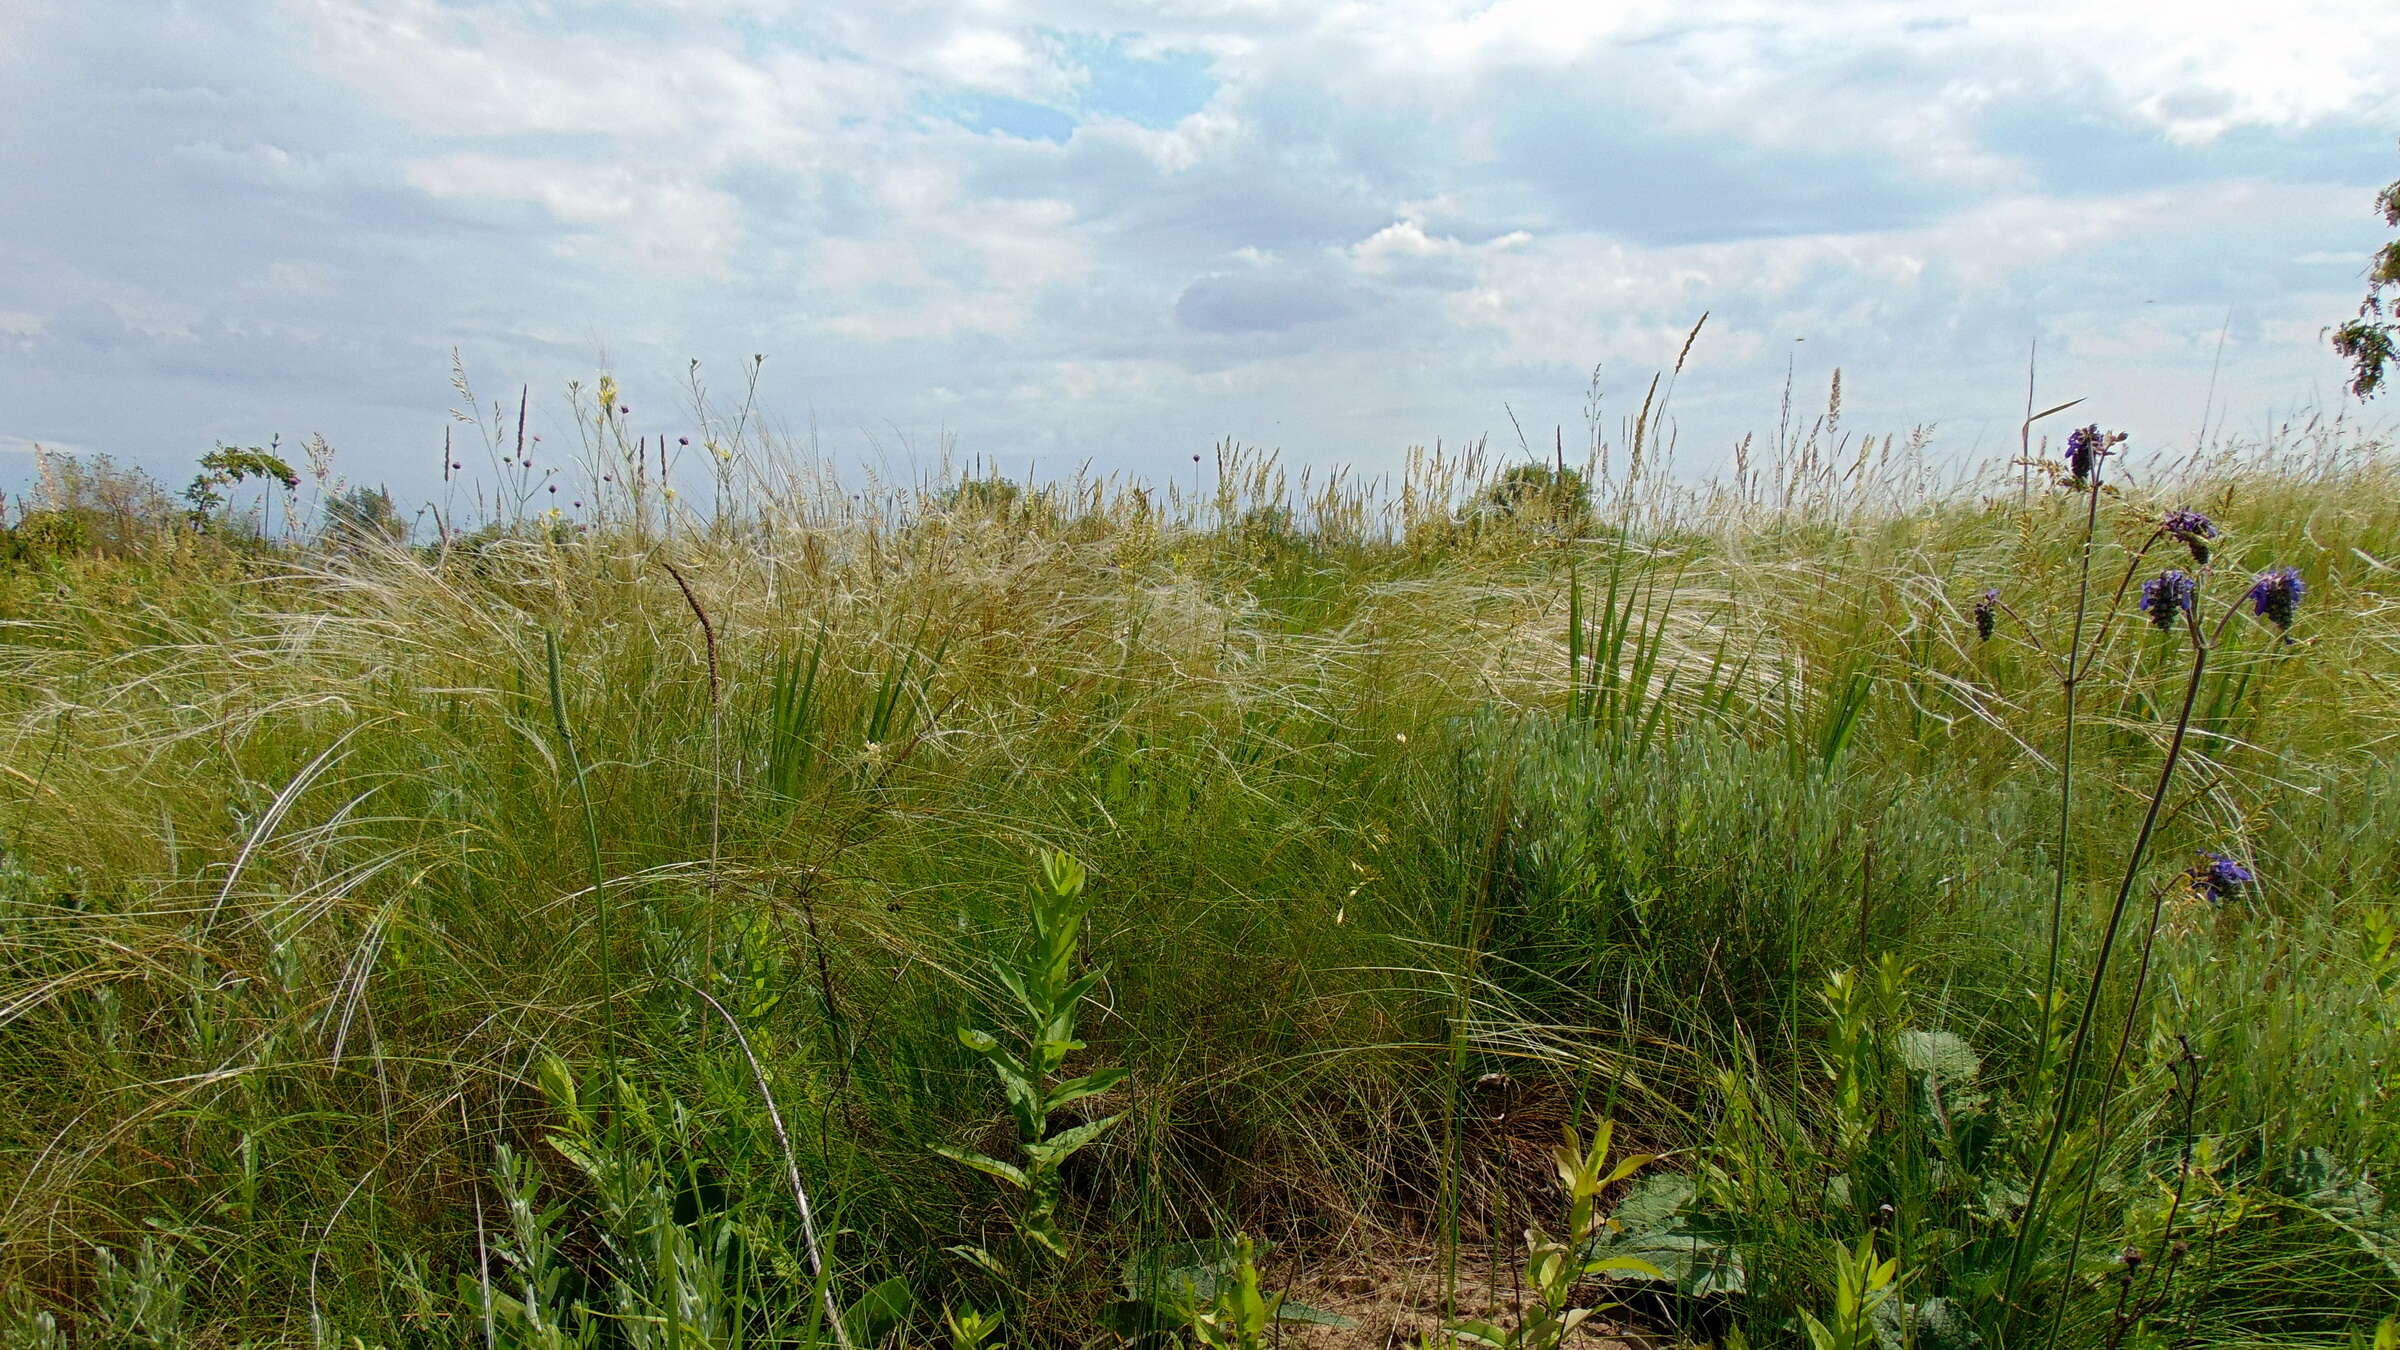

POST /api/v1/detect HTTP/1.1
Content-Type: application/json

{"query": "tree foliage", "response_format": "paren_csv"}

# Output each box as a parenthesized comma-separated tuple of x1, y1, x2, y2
(2331, 152, 2400, 400)
(185, 442, 300, 527)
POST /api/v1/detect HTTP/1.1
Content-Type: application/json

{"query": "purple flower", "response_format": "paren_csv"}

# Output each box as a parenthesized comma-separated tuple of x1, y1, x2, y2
(2246, 566, 2304, 632)
(2189, 851, 2254, 904)
(678, 436, 690, 446)
(2065, 425, 2123, 486)
(2162, 509, 2217, 564)
(2138, 569, 2197, 630)
(1974, 588, 1999, 642)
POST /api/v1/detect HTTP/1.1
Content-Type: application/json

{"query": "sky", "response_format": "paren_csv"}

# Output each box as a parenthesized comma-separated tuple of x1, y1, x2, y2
(3, 0, 2397, 505)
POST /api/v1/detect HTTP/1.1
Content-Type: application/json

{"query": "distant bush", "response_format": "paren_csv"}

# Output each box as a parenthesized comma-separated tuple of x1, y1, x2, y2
(4, 450, 182, 564)
(1480, 460, 1594, 534)
(321, 484, 408, 550)
(1, 509, 90, 564)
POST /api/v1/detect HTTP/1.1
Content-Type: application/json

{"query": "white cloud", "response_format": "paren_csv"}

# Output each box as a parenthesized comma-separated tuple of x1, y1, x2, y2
(0, 0, 2394, 496)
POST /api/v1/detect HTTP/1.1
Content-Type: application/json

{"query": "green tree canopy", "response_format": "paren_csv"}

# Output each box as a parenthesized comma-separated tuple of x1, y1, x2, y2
(2330, 150, 2400, 400)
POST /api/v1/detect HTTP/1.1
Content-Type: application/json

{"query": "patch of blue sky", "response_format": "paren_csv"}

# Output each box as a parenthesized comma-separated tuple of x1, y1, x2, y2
(916, 91, 1079, 144)
(910, 33, 1212, 143)
(1054, 32, 1216, 130)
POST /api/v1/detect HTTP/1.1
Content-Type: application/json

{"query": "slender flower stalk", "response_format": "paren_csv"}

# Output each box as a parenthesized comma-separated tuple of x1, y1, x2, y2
(2021, 572, 2300, 1346)
(2003, 431, 2115, 1322)
(2032, 593, 2213, 1349)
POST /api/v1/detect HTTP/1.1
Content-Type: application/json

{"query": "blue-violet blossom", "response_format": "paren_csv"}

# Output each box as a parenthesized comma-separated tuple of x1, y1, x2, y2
(2162, 509, 2217, 564)
(2138, 569, 2197, 631)
(2246, 566, 2305, 632)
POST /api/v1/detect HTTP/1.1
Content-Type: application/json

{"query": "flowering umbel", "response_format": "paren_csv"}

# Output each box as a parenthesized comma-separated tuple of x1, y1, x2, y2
(2246, 566, 2305, 633)
(2162, 510, 2217, 565)
(1974, 588, 1999, 642)
(2065, 425, 2125, 487)
(2188, 851, 2254, 904)
(2138, 569, 2197, 631)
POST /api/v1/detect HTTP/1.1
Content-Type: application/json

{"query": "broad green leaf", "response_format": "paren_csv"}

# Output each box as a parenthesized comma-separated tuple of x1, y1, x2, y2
(1046, 1066, 1129, 1114)
(843, 1275, 916, 1348)
(1450, 1318, 1509, 1347)
(945, 1245, 1010, 1280)
(930, 1145, 1027, 1190)
(1600, 1152, 1658, 1188)
(1024, 1113, 1121, 1164)
(1583, 1252, 1666, 1281)
(1896, 1030, 1981, 1084)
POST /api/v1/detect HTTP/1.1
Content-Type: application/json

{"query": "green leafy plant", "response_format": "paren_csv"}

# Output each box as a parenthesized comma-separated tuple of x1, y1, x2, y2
(1103, 1238, 1353, 1344)
(1580, 1172, 1748, 1298)
(934, 851, 1128, 1263)
(943, 1305, 1004, 1350)
(461, 1143, 595, 1350)
(1182, 1236, 1279, 1350)
(1799, 1234, 1898, 1350)
(1451, 1121, 1662, 1350)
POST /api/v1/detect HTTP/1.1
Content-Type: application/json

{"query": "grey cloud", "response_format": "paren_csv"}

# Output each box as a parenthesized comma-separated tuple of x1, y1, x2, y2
(3, 2, 2395, 500)
(1174, 267, 1364, 334)
(42, 302, 138, 352)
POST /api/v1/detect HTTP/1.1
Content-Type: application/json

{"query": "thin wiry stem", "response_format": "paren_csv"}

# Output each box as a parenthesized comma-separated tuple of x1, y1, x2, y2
(546, 631, 615, 1077)
(2033, 600, 2210, 1350)
(2015, 580, 2217, 1343)
(2001, 462, 2103, 1324)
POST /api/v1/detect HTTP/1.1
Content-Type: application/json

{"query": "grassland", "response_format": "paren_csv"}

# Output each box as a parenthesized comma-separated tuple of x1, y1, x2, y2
(1, 398, 2396, 1348)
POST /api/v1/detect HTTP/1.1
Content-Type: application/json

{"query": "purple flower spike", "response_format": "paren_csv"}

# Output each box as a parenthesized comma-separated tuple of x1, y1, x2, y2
(2138, 569, 2197, 630)
(1974, 587, 2000, 642)
(2162, 509, 2217, 564)
(2065, 424, 2123, 486)
(2246, 566, 2304, 632)
(2189, 850, 2254, 904)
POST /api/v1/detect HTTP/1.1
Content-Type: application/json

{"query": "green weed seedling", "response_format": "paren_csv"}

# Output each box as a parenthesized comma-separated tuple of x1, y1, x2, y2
(1105, 1237, 1354, 1346)
(942, 1305, 1004, 1350)
(1181, 1236, 1279, 1350)
(1798, 1234, 1898, 1350)
(1451, 1121, 1662, 1350)
(935, 851, 1128, 1264)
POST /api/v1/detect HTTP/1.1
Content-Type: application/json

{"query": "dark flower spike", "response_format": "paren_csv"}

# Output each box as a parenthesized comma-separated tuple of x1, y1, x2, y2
(2065, 424, 2126, 487)
(2246, 566, 2305, 632)
(2137, 569, 2197, 630)
(2188, 850, 2254, 904)
(2162, 509, 2217, 564)
(1974, 588, 1999, 642)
